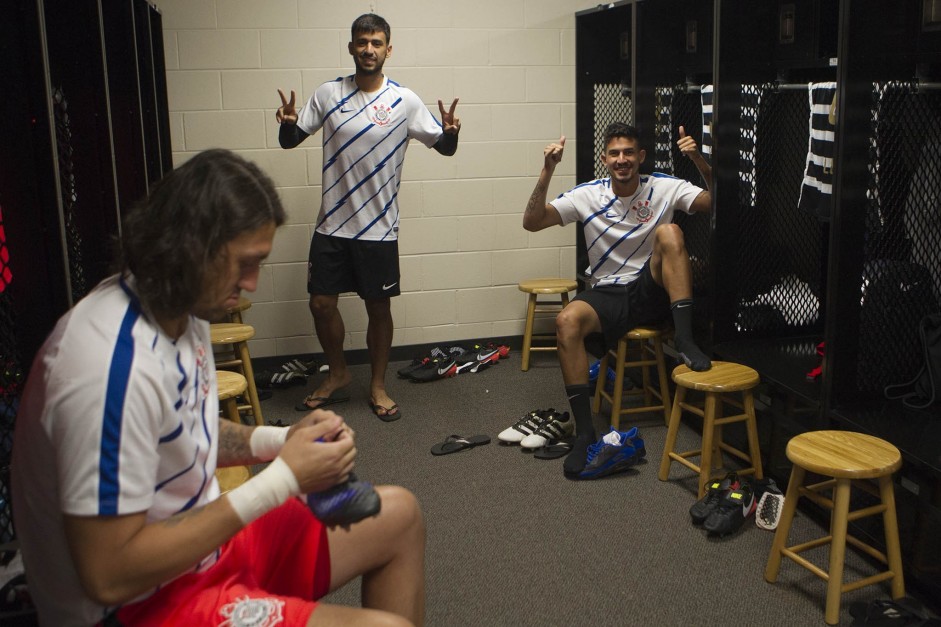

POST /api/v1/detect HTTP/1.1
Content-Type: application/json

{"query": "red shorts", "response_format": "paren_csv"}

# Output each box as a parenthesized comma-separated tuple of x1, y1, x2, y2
(110, 499, 330, 626)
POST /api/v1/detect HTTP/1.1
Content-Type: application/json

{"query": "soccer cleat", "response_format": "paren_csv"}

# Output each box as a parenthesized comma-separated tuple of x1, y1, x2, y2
(754, 478, 785, 530)
(398, 344, 468, 379)
(454, 345, 502, 374)
(305, 472, 381, 527)
(498, 408, 551, 444)
(519, 411, 574, 449)
(404, 356, 458, 382)
(578, 427, 643, 479)
(703, 480, 757, 536)
(689, 472, 740, 525)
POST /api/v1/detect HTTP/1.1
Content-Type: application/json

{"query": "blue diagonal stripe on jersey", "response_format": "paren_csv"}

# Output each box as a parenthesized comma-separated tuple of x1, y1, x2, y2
(318, 131, 409, 227)
(159, 422, 184, 443)
(174, 352, 187, 410)
(328, 170, 399, 236)
(354, 186, 400, 238)
(98, 296, 139, 515)
(597, 193, 667, 279)
(322, 89, 400, 174)
(583, 196, 618, 227)
(322, 116, 405, 197)
(323, 86, 385, 146)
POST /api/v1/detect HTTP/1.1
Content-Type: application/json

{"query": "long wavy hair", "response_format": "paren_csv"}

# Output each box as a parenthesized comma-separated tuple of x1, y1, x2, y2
(117, 149, 286, 319)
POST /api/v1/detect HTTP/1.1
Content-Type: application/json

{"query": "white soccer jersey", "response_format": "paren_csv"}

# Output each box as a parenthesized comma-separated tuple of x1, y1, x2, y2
(551, 173, 704, 287)
(12, 275, 220, 626)
(297, 75, 444, 241)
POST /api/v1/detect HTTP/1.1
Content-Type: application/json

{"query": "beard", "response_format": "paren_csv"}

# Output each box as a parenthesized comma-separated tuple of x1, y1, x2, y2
(354, 53, 386, 76)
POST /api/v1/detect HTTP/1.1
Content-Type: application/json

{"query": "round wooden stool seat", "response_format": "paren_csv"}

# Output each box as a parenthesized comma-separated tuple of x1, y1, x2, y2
(659, 361, 763, 498)
(787, 431, 902, 479)
(517, 278, 578, 371)
(766, 430, 905, 624)
(215, 465, 251, 493)
(593, 325, 672, 428)
(517, 278, 578, 295)
(210, 322, 255, 344)
(672, 361, 760, 393)
(217, 369, 248, 401)
(211, 322, 262, 425)
(226, 296, 253, 324)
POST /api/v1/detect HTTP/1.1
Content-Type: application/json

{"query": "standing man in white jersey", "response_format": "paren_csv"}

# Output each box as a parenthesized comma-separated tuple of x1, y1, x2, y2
(12, 149, 426, 626)
(276, 13, 460, 421)
(523, 122, 713, 478)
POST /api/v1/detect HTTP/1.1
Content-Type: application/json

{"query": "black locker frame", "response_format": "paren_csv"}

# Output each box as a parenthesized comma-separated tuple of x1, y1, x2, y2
(0, 0, 171, 546)
(576, 0, 941, 605)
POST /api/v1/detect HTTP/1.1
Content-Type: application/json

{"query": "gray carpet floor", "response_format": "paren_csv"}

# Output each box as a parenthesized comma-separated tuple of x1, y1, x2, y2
(252, 352, 918, 626)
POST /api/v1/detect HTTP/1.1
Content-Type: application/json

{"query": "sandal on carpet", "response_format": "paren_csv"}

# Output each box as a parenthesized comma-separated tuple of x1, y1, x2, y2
(294, 389, 350, 412)
(430, 434, 491, 456)
(533, 441, 572, 460)
(369, 401, 403, 422)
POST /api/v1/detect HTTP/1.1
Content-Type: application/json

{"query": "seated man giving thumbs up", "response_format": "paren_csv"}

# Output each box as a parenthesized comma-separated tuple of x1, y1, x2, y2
(522, 123, 713, 479)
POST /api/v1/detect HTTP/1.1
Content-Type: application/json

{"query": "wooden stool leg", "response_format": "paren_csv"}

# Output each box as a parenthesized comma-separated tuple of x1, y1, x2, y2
(610, 338, 628, 430)
(521, 294, 537, 371)
(658, 386, 687, 481)
(743, 390, 764, 479)
(653, 337, 671, 426)
(713, 400, 724, 471)
(765, 465, 806, 582)
(221, 397, 240, 423)
(879, 475, 906, 599)
(237, 341, 264, 426)
(825, 478, 852, 625)
(592, 351, 610, 414)
(699, 393, 718, 498)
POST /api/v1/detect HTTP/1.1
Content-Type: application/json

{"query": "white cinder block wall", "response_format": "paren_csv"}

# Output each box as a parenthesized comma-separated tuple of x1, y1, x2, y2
(154, 0, 599, 358)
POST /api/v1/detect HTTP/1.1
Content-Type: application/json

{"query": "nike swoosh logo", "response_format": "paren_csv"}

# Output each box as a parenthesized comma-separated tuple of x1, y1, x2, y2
(437, 361, 455, 375)
(340, 107, 355, 113)
(455, 362, 475, 374)
(476, 348, 499, 361)
(382, 282, 398, 290)
(605, 212, 618, 218)
(567, 394, 578, 400)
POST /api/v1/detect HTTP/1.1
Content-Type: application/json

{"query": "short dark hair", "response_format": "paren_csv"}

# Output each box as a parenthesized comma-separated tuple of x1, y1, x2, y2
(117, 149, 286, 319)
(602, 122, 641, 149)
(352, 13, 390, 43)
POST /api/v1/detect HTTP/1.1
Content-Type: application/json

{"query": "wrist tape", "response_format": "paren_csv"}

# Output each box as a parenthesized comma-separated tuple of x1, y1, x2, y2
(225, 457, 300, 525)
(249, 425, 288, 461)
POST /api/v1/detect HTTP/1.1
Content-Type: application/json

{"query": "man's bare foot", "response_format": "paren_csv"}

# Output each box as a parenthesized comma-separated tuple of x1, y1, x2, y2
(295, 372, 353, 412)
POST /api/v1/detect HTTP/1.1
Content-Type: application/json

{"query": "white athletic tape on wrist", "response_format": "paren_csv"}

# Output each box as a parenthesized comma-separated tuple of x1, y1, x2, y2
(249, 425, 288, 461)
(226, 457, 300, 525)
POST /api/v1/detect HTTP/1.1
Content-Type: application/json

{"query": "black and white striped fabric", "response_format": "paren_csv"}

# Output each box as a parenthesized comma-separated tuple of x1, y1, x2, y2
(700, 84, 713, 159)
(798, 82, 837, 221)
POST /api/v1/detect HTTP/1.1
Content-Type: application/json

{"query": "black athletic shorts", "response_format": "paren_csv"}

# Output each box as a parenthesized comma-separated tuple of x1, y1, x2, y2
(574, 261, 671, 358)
(307, 232, 401, 299)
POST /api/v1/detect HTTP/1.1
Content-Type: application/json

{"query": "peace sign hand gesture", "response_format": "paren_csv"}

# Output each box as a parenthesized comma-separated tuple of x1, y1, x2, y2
(276, 89, 298, 125)
(438, 98, 461, 135)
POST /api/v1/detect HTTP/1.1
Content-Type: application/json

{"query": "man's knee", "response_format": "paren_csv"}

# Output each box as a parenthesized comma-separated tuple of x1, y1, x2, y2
(376, 485, 424, 538)
(309, 294, 339, 318)
(364, 297, 392, 318)
(655, 223, 687, 254)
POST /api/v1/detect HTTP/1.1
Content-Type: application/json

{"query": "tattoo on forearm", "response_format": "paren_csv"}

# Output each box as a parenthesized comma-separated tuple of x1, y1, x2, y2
(526, 180, 548, 219)
(218, 420, 253, 465)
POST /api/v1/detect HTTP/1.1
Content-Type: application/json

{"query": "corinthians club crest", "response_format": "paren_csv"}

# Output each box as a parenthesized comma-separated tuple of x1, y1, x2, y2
(631, 199, 653, 223)
(370, 103, 392, 126)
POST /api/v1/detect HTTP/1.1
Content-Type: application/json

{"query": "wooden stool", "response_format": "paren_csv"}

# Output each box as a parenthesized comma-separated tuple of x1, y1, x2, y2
(215, 369, 252, 492)
(217, 369, 248, 423)
(658, 361, 764, 498)
(215, 466, 251, 493)
(764, 430, 904, 625)
(592, 326, 671, 429)
(226, 296, 252, 324)
(211, 323, 264, 426)
(518, 278, 578, 371)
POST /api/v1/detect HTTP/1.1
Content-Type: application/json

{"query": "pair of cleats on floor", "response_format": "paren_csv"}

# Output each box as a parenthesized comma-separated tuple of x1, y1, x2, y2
(689, 472, 785, 536)
(564, 427, 646, 480)
(497, 408, 575, 459)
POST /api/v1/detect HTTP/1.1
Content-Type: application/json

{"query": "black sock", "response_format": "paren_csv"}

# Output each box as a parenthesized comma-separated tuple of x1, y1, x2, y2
(563, 384, 595, 475)
(671, 299, 712, 371)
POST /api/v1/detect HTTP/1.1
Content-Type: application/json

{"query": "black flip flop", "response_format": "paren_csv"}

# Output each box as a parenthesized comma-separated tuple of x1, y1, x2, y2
(430, 434, 491, 456)
(369, 401, 403, 422)
(294, 389, 350, 412)
(533, 441, 572, 460)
